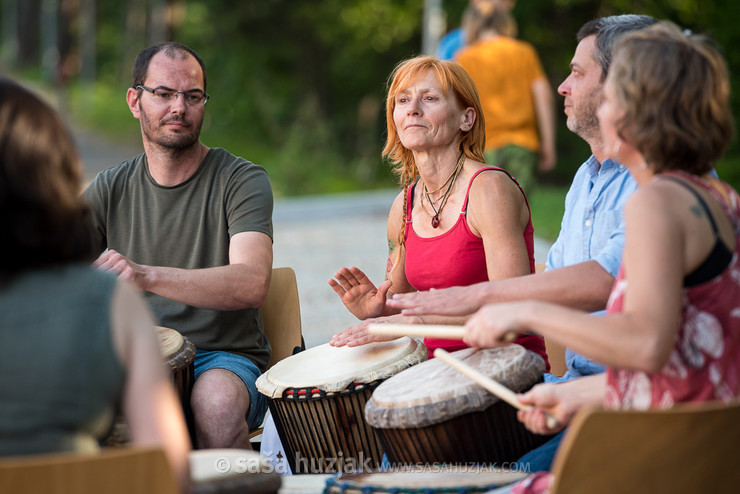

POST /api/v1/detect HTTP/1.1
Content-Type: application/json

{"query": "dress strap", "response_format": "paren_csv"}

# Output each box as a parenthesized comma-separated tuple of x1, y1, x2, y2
(659, 173, 734, 287)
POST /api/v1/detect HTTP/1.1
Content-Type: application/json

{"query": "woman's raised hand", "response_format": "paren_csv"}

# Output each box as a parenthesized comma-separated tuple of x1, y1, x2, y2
(329, 266, 392, 320)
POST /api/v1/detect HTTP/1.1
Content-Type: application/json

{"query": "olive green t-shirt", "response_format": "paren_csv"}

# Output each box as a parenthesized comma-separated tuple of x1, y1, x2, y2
(83, 148, 273, 371)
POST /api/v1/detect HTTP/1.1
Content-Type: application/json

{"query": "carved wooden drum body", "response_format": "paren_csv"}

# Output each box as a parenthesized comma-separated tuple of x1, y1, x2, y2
(365, 345, 549, 465)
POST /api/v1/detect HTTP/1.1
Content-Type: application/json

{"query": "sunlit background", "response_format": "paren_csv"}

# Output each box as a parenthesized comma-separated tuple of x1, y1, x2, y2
(1, 0, 738, 215)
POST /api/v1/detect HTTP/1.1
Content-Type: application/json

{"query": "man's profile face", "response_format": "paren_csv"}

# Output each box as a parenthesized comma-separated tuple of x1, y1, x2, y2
(133, 51, 206, 151)
(557, 35, 604, 145)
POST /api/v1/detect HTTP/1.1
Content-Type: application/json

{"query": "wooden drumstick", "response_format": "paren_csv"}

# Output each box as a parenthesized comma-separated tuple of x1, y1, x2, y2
(433, 348, 559, 430)
(367, 323, 518, 342)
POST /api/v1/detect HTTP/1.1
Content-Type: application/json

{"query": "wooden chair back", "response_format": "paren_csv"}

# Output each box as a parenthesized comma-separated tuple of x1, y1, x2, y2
(550, 400, 740, 493)
(0, 446, 179, 494)
(262, 266, 304, 370)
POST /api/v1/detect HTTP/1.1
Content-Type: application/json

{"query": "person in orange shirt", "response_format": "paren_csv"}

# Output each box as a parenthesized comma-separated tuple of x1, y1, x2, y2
(455, 1, 556, 193)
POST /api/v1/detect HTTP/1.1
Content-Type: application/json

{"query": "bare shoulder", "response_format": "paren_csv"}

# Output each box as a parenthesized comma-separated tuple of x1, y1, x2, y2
(467, 166, 524, 205)
(624, 182, 686, 235)
(389, 188, 406, 212)
(626, 180, 684, 217)
(386, 188, 408, 233)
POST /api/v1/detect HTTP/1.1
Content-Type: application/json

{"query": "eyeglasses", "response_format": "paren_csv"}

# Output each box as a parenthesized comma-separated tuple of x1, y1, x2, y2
(136, 85, 209, 106)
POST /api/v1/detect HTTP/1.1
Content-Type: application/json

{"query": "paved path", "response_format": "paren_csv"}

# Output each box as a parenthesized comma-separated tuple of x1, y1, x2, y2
(76, 130, 551, 349)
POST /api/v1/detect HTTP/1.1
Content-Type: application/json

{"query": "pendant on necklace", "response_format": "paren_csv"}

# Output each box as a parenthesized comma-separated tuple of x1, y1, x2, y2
(431, 215, 440, 228)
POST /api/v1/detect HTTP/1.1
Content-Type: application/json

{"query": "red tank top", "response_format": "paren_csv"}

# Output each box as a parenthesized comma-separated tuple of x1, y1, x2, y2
(404, 167, 546, 365)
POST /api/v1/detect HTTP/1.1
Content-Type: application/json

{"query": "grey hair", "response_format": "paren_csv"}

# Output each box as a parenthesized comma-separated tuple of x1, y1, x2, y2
(577, 14, 658, 80)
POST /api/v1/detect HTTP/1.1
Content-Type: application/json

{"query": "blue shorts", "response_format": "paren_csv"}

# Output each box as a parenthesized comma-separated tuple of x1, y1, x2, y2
(193, 349, 268, 430)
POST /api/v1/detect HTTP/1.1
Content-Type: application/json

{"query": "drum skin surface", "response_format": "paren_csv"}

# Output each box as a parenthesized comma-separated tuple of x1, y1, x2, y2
(189, 449, 281, 494)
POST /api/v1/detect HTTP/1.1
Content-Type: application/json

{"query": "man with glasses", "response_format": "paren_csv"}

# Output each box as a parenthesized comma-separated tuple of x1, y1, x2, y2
(83, 42, 273, 450)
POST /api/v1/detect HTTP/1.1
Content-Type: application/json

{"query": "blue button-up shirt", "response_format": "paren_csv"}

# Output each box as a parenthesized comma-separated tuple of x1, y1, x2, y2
(544, 155, 637, 383)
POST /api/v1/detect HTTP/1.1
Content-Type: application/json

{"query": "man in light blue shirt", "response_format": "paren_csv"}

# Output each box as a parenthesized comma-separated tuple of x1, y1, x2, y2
(388, 14, 657, 469)
(544, 154, 636, 382)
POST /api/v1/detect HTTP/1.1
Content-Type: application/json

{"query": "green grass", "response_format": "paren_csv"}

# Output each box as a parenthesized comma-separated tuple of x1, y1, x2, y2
(528, 185, 567, 242)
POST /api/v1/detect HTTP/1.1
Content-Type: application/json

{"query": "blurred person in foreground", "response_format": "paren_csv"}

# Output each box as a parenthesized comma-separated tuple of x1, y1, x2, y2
(0, 78, 190, 490)
(82, 42, 273, 450)
(329, 55, 547, 366)
(479, 21, 739, 493)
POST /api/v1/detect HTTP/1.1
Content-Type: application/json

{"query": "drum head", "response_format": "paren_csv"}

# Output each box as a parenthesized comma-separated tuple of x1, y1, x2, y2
(156, 326, 184, 359)
(189, 449, 281, 494)
(189, 449, 266, 481)
(365, 345, 544, 429)
(256, 337, 427, 397)
(326, 468, 527, 493)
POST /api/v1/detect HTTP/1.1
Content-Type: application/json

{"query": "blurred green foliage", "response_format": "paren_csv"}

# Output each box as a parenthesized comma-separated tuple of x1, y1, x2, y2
(3, 0, 739, 200)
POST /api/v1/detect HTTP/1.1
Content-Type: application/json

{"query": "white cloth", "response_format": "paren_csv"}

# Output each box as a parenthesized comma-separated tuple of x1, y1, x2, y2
(259, 412, 293, 475)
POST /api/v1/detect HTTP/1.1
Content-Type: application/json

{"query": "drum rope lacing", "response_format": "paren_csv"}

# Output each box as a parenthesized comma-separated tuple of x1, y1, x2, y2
(283, 381, 380, 400)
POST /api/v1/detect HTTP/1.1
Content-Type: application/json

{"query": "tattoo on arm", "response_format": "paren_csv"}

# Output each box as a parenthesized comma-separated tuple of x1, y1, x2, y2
(386, 237, 396, 277)
(690, 203, 705, 219)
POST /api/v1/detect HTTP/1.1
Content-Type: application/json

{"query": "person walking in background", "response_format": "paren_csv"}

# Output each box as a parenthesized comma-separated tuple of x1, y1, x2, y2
(83, 42, 274, 450)
(0, 78, 190, 490)
(455, 0, 556, 193)
(437, 0, 517, 61)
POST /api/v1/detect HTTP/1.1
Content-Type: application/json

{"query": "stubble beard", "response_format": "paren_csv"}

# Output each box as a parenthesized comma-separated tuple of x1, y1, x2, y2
(567, 86, 603, 147)
(139, 103, 203, 152)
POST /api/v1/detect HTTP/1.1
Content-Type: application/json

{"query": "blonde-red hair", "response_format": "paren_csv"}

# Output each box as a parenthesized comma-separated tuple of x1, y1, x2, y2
(382, 56, 486, 189)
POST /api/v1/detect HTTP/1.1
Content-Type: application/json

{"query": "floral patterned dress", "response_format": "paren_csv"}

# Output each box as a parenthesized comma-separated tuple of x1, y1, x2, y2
(605, 173, 740, 409)
(510, 173, 740, 494)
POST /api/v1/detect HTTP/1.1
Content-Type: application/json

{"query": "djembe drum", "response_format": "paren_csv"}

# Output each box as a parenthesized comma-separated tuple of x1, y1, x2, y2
(190, 449, 281, 494)
(156, 326, 196, 412)
(364, 345, 548, 465)
(324, 468, 528, 494)
(104, 326, 196, 445)
(256, 337, 427, 474)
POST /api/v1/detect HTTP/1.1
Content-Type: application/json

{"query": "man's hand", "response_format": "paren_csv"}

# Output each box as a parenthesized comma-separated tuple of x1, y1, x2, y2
(94, 250, 150, 291)
(463, 301, 535, 348)
(516, 382, 573, 435)
(387, 284, 486, 317)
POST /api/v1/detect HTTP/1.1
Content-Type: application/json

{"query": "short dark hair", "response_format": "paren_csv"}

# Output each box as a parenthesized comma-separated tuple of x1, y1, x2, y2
(0, 78, 95, 278)
(131, 42, 207, 91)
(577, 14, 657, 81)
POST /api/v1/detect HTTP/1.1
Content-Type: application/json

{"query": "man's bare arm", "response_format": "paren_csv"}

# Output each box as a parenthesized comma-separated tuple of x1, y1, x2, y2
(387, 260, 615, 317)
(96, 231, 273, 311)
